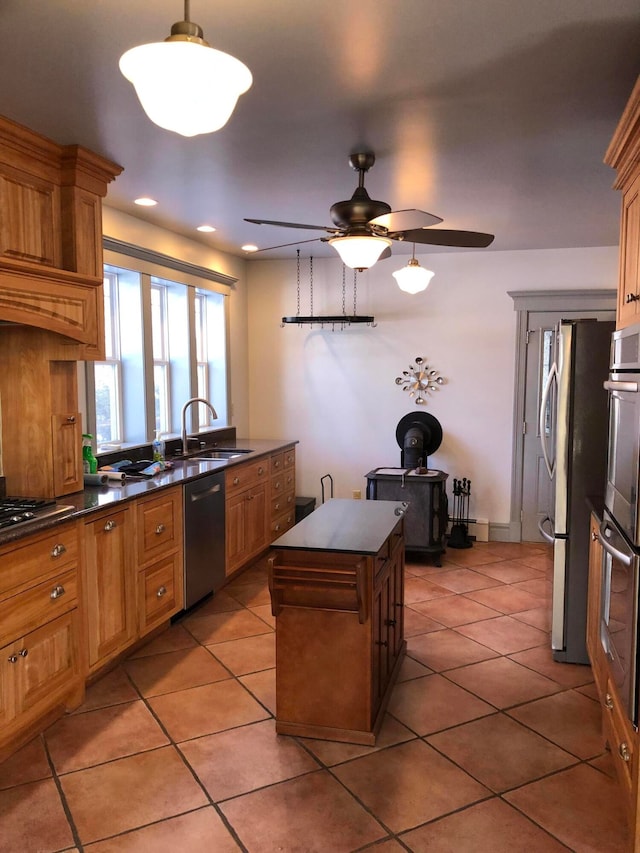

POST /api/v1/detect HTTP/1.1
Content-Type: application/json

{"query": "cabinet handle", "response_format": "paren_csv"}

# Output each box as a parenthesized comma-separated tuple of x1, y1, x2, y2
(50, 584, 65, 600)
(8, 654, 18, 663)
(605, 693, 614, 710)
(274, 502, 281, 511)
(258, 466, 264, 475)
(376, 640, 389, 647)
(385, 618, 397, 627)
(233, 477, 240, 486)
(155, 523, 166, 535)
(274, 482, 281, 490)
(625, 292, 640, 304)
(591, 530, 598, 541)
(51, 543, 67, 558)
(104, 520, 116, 532)
(274, 524, 281, 531)
(19, 648, 28, 658)
(66, 415, 76, 423)
(157, 585, 167, 598)
(274, 460, 280, 468)
(619, 742, 632, 762)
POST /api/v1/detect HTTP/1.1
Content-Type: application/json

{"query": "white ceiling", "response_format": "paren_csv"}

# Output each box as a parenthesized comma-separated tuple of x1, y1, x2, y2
(1, 1, 638, 260)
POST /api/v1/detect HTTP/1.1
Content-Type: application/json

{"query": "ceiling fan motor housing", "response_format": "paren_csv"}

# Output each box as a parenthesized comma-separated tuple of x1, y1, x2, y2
(330, 188, 391, 230)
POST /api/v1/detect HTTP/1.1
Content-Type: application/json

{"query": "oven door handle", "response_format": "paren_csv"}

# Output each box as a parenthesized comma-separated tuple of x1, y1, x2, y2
(598, 520, 633, 567)
(539, 362, 557, 480)
(537, 515, 555, 544)
(603, 379, 639, 393)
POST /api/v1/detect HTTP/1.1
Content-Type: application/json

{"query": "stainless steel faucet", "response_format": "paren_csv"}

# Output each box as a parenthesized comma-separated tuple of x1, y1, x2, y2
(180, 397, 218, 456)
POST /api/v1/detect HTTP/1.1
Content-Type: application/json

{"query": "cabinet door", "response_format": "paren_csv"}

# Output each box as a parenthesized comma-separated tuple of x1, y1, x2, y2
(226, 483, 269, 575)
(51, 412, 82, 495)
(0, 638, 18, 727)
(617, 171, 640, 329)
(139, 553, 183, 637)
(245, 483, 268, 556)
(15, 609, 80, 718)
(84, 508, 135, 669)
(226, 489, 247, 575)
(372, 563, 392, 709)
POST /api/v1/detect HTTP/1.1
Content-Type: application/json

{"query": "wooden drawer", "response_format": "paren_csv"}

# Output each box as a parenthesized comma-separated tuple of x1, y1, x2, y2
(283, 448, 295, 469)
(226, 459, 269, 495)
(271, 489, 295, 519)
(270, 452, 284, 474)
(0, 568, 77, 648)
(603, 678, 634, 796)
(138, 554, 182, 636)
(136, 487, 182, 565)
(271, 471, 295, 496)
(271, 509, 295, 538)
(0, 522, 78, 598)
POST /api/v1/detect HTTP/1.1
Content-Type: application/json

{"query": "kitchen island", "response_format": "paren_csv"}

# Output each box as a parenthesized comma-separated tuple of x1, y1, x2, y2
(268, 498, 407, 745)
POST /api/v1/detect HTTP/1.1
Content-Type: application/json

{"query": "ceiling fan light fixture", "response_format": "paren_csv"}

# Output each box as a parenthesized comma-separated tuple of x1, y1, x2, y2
(392, 256, 434, 294)
(119, 3, 252, 137)
(328, 235, 392, 271)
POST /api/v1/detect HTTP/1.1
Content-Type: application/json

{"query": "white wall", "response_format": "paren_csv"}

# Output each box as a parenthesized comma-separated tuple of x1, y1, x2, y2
(246, 246, 619, 530)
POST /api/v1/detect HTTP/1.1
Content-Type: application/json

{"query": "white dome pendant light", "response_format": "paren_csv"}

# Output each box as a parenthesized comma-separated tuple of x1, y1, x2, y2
(392, 244, 434, 294)
(119, 0, 252, 137)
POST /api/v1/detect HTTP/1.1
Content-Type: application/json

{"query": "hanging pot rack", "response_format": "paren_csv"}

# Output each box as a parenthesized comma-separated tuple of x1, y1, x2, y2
(282, 251, 376, 329)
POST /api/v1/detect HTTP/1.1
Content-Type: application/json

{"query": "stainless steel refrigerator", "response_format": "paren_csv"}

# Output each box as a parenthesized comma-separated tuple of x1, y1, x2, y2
(539, 318, 614, 664)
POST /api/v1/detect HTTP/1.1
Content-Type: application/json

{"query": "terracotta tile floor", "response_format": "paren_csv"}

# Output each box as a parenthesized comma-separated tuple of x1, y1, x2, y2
(0, 541, 631, 852)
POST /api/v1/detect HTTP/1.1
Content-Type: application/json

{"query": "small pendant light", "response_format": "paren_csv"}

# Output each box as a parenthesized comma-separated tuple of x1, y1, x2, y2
(392, 244, 434, 294)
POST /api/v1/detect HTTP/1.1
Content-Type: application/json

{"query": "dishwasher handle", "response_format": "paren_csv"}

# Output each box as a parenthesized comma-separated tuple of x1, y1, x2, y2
(188, 482, 222, 503)
(538, 515, 556, 544)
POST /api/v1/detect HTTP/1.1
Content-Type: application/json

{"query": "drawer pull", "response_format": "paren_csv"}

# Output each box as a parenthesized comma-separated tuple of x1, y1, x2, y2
(274, 482, 281, 490)
(66, 415, 76, 423)
(8, 654, 18, 663)
(274, 502, 281, 511)
(157, 585, 167, 598)
(625, 292, 640, 304)
(50, 584, 66, 600)
(274, 523, 281, 531)
(385, 618, 397, 627)
(233, 477, 240, 486)
(155, 523, 166, 535)
(591, 530, 597, 541)
(51, 543, 66, 558)
(258, 466, 265, 475)
(273, 460, 280, 468)
(619, 742, 631, 762)
(104, 520, 116, 532)
(19, 648, 28, 658)
(376, 640, 389, 647)
(605, 693, 614, 710)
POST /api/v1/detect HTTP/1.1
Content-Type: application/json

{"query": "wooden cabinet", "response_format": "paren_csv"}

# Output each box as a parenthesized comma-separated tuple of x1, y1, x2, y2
(269, 500, 406, 745)
(0, 521, 84, 763)
(0, 326, 83, 498)
(0, 114, 122, 356)
(225, 458, 270, 576)
(270, 447, 296, 539)
(135, 486, 184, 636)
(225, 446, 297, 576)
(82, 506, 136, 673)
(605, 75, 640, 330)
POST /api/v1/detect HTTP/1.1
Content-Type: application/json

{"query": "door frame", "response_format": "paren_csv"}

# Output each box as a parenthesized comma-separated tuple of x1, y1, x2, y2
(507, 289, 616, 542)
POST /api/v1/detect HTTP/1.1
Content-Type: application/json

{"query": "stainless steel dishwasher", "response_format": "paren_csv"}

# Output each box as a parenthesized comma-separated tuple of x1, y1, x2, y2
(183, 471, 226, 609)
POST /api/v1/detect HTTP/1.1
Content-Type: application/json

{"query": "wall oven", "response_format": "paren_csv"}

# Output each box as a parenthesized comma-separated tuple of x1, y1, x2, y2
(601, 322, 640, 727)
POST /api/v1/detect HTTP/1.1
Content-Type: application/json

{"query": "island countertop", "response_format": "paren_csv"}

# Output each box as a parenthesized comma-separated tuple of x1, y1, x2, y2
(271, 497, 408, 556)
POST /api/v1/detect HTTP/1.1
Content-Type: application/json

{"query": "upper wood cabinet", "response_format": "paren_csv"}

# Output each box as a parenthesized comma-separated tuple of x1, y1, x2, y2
(605, 76, 640, 330)
(0, 115, 122, 357)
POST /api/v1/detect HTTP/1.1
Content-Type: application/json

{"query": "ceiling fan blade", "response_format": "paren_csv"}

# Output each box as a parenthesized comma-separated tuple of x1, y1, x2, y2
(369, 209, 443, 232)
(249, 236, 323, 253)
(244, 218, 332, 231)
(398, 228, 495, 248)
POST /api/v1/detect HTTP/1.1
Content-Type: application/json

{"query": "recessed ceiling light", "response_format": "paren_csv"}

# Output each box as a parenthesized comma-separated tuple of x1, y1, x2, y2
(196, 225, 216, 233)
(242, 244, 259, 253)
(134, 197, 158, 206)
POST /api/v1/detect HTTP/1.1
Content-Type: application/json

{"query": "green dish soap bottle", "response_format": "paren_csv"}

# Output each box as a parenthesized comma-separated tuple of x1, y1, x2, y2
(152, 430, 165, 463)
(82, 434, 98, 474)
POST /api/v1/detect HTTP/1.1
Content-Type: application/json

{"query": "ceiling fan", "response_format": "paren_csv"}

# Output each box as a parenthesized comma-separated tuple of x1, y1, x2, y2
(245, 152, 494, 270)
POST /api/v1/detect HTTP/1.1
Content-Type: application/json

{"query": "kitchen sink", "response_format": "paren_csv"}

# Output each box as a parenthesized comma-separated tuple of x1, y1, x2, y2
(187, 449, 253, 461)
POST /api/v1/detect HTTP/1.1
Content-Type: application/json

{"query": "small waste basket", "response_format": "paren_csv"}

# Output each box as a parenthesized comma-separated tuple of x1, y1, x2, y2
(295, 496, 316, 523)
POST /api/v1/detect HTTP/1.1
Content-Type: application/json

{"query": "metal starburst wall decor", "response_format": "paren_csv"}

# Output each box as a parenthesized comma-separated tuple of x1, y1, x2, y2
(395, 356, 446, 405)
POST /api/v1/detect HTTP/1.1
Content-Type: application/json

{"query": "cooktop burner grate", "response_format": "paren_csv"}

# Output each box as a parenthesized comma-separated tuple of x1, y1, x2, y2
(0, 497, 73, 531)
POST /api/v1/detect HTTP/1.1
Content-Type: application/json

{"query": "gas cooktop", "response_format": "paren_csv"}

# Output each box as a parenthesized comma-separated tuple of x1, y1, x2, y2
(0, 497, 75, 531)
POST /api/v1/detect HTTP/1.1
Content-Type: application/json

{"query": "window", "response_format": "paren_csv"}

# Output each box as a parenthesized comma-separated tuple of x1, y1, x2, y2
(85, 251, 230, 451)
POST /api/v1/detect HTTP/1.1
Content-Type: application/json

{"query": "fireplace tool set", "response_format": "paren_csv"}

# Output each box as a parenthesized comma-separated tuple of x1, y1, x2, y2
(448, 477, 472, 549)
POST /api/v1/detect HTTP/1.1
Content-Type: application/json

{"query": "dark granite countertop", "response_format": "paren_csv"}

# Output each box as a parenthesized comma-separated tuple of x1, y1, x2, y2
(0, 438, 297, 546)
(271, 498, 408, 556)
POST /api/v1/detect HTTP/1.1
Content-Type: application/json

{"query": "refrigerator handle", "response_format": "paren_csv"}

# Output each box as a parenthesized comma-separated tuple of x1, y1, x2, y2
(539, 361, 557, 480)
(603, 379, 639, 393)
(537, 515, 555, 544)
(598, 520, 633, 567)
